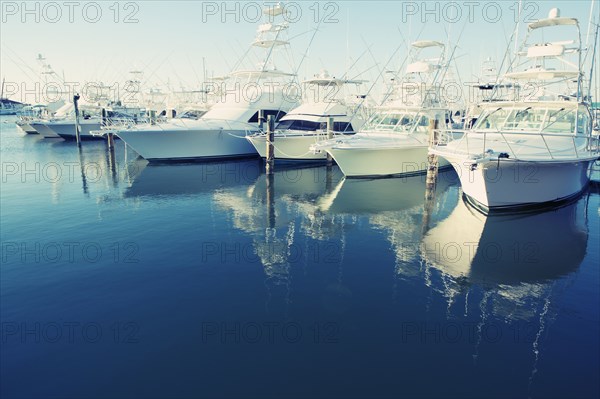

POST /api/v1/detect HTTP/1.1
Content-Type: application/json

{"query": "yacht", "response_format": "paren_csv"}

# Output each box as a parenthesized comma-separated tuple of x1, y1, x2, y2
(430, 9, 600, 212)
(0, 79, 25, 115)
(114, 5, 299, 162)
(16, 104, 51, 134)
(311, 40, 459, 177)
(245, 71, 368, 162)
(0, 99, 25, 116)
(29, 102, 145, 139)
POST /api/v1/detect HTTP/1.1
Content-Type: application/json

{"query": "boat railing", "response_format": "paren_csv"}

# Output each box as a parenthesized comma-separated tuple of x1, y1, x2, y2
(434, 128, 600, 161)
(94, 117, 260, 139)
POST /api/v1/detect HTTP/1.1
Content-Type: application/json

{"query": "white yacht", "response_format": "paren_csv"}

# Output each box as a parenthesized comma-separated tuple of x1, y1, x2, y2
(0, 99, 25, 116)
(245, 71, 368, 162)
(27, 103, 95, 138)
(312, 40, 459, 177)
(0, 79, 25, 115)
(16, 104, 52, 134)
(430, 9, 600, 212)
(29, 102, 145, 140)
(114, 5, 299, 162)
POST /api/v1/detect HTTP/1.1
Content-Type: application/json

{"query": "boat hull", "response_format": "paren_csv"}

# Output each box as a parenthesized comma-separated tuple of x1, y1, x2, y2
(327, 145, 450, 177)
(16, 122, 38, 134)
(47, 122, 104, 140)
(117, 129, 259, 162)
(247, 134, 330, 162)
(29, 122, 61, 138)
(445, 157, 595, 212)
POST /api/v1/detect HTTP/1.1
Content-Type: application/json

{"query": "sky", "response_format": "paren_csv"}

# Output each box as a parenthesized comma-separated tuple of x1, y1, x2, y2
(1, 0, 598, 104)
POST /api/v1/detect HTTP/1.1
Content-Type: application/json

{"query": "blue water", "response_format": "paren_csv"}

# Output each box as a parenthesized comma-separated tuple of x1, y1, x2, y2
(1, 115, 599, 399)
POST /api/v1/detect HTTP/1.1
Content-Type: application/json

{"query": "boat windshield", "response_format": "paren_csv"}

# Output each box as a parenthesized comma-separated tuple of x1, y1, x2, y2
(276, 119, 354, 132)
(276, 119, 323, 131)
(364, 111, 429, 133)
(474, 106, 588, 134)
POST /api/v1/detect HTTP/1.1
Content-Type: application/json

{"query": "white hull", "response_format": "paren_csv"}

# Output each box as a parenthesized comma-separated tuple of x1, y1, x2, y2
(29, 122, 60, 138)
(16, 122, 37, 134)
(117, 128, 258, 161)
(446, 157, 595, 211)
(46, 121, 103, 140)
(327, 145, 449, 177)
(246, 133, 332, 161)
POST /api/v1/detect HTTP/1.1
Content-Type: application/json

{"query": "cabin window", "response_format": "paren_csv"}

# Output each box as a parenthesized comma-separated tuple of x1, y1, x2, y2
(476, 108, 510, 130)
(248, 110, 287, 123)
(541, 109, 575, 133)
(576, 111, 589, 135)
(333, 122, 354, 132)
(365, 112, 426, 133)
(477, 107, 582, 134)
(275, 119, 321, 131)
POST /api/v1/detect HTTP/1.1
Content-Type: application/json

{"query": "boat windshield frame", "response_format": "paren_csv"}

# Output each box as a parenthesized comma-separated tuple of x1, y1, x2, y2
(363, 110, 429, 134)
(473, 104, 590, 135)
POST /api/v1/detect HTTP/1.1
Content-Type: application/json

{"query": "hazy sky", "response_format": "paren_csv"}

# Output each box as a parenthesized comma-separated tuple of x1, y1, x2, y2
(1, 0, 598, 103)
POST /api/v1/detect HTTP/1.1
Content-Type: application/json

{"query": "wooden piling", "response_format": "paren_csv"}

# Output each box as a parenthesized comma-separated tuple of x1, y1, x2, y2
(326, 117, 334, 166)
(73, 94, 81, 145)
(107, 132, 115, 150)
(106, 132, 117, 183)
(101, 108, 108, 127)
(266, 115, 274, 175)
(258, 109, 265, 131)
(423, 117, 440, 234)
(425, 118, 440, 199)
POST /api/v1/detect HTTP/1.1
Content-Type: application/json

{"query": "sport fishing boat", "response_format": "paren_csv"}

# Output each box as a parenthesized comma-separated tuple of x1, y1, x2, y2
(430, 8, 600, 212)
(311, 40, 459, 177)
(245, 71, 369, 162)
(114, 4, 299, 162)
(28, 101, 145, 139)
(16, 104, 51, 134)
(27, 103, 94, 138)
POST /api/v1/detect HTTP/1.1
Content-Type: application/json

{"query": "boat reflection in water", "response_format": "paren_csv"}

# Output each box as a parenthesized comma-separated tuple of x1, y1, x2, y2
(212, 165, 347, 315)
(87, 155, 596, 393)
(420, 196, 588, 312)
(422, 198, 587, 287)
(419, 192, 590, 389)
(123, 159, 262, 198)
(212, 166, 459, 314)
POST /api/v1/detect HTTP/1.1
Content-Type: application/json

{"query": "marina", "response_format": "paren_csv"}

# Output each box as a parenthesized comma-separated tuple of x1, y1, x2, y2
(1, 1, 600, 398)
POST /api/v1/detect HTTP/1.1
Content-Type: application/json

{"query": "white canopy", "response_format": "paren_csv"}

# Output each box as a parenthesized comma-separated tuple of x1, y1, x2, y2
(529, 17, 578, 30)
(230, 69, 296, 79)
(505, 69, 579, 80)
(411, 40, 444, 49)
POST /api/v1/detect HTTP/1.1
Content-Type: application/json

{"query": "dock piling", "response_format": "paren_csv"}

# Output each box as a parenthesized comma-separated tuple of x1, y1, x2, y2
(423, 118, 440, 234)
(73, 94, 81, 145)
(266, 115, 274, 175)
(425, 118, 440, 199)
(326, 117, 334, 167)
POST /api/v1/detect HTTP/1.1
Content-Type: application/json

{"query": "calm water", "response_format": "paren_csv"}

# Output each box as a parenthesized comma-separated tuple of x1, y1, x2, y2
(1, 115, 599, 399)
